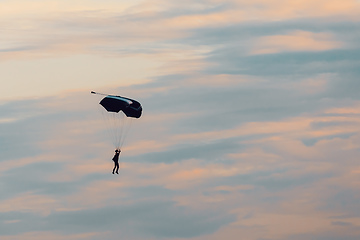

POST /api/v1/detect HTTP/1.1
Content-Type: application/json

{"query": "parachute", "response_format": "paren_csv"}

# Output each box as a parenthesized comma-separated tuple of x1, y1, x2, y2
(92, 91, 142, 148)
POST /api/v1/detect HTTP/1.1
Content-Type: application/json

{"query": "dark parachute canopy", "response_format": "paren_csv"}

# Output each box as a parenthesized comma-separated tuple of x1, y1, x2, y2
(99, 95, 142, 118)
(92, 91, 142, 148)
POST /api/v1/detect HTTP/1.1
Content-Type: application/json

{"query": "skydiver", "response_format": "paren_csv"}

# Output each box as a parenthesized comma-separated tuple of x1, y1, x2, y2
(112, 149, 121, 174)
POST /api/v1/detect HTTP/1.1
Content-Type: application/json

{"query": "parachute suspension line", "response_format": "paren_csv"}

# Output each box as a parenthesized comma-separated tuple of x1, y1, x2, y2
(99, 107, 120, 148)
(111, 112, 122, 148)
(98, 106, 133, 149)
(116, 112, 126, 148)
(113, 112, 127, 149)
(119, 117, 134, 148)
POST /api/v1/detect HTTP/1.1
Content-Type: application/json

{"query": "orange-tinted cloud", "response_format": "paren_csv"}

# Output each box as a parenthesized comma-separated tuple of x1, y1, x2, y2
(233, 0, 360, 20)
(0, 192, 57, 215)
(251, 31, 342, 55)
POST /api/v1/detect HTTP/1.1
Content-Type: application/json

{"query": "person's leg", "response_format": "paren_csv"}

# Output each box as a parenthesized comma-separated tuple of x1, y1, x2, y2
(113, 162, 116, 174)
(116, 162, 119, 174)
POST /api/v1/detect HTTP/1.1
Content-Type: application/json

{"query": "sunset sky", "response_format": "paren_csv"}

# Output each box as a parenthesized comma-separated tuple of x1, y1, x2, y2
(1, 0, 360, 239)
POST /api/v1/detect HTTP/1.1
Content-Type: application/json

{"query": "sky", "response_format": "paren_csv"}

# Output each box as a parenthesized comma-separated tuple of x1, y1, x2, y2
(1, 0, 360, 239)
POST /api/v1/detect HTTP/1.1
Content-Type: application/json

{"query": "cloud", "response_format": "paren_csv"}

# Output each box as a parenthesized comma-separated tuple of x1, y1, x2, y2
(126, 139, 241, 164)
(0, 0, 142, 16)
(0, 232, 101, 240)
(0, 200, 235, 238)
(2, 81, 360, 240)
(331, 221, 353, 226)
(233, 0, 360, 21)
(1, 0, 359, 64)
(205, 47, 360, 78)
(250, 31, 342, 55)
(2, 0, 360, 239)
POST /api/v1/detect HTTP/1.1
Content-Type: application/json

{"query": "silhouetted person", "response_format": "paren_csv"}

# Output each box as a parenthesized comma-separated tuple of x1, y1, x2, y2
(112, 149, 121, 174)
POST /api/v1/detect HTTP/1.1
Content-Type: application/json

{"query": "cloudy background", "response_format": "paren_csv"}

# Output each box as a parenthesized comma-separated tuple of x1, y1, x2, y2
(1, 0, 360, 239)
